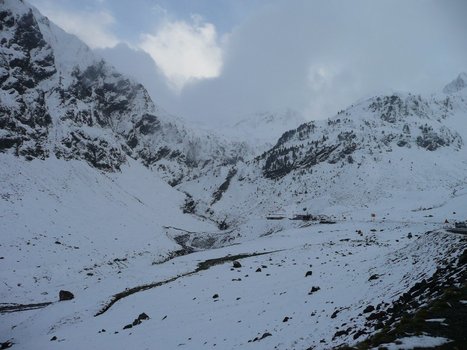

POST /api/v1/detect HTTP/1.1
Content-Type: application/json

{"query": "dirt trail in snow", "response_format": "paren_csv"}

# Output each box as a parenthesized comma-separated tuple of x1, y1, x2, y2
(94, 250, 279, 316)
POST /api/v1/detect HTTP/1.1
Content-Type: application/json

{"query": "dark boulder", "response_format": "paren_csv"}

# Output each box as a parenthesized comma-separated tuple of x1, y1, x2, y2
(59, 290, 74, 301)
(363, 305, 375, 313)
(138, 312, 150, 321)
(308, 286, 321, 295)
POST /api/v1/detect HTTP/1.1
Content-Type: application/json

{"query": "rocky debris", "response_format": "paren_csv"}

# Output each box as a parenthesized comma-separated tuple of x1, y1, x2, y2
(282, 316, 290, 322)
(249, 332, 272, 343)
(138, 312, 149, 320)
(212, 294, 219, 299)
(363, 305, 375, 313)
(0, 341, 13, 349)
(96, 251, 276, 317)
(416, 124, 457, 151)
(308, 286, 321, 295)
(305, 270, 313, 277)
(182, 195, 196, 214)
(59, 290, 74, 301)
(50, 336, 57, 341)
(368, 274, 379, 281)
(123, 312, 150, 330)
(232, 261, 242, 268)
(349, 249, 467, 349)
(255, 268, 262, 272)
(211, 168, 237, 205)
(333, 328, 351, 340)
(0, 301, 52, 313)
(353, 329, 366, 340)
(366, 311, 386, 321)
(458, 249, 467, 266)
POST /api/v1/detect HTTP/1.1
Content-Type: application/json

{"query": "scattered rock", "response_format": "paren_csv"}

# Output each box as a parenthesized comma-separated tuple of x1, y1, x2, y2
(282, 316, 289, 322)
(138, 312, 149, 320)
(368, 274, 379, 281)
(333, 328, 351, 339)
(305, 271, 313, 277)
(59, 290, 74, 301)
(353, 329, 366, 340)
(255, 268, 262, 272)
(458, 249, 467, 266)
(50, 336, 57, 341)
(308, 286, 321, 295)
(366, 311, 386, 321)
(363, 305, 375, 313)
(213, 294, 219, 299)
(233, 261, 242, 268)
(124, 312, 150, 330)
(407, 232, 413, 239)
(331, 310, 340, 319)
(250, 332, 272, 343)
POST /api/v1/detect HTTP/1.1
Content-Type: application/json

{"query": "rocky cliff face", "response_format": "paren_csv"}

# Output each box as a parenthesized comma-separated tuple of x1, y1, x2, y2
(258, 93, 463, 180)
(0, 0, 249, 183)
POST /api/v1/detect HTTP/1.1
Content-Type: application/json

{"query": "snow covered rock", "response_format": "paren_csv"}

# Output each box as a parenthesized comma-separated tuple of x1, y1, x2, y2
(443, 72, 467, 94)
(0, 0, 250, 183)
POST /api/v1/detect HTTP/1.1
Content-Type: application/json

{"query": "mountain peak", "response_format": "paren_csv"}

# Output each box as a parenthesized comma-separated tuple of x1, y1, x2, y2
(442, 72, 467, 94)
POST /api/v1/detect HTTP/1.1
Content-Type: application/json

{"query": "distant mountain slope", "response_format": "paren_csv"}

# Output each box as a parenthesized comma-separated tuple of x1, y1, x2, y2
(259, 92, 464, 180)
(0, 0, 250, 185)
(442, 72, 467, 94)
(222, 109, 307, 154)
(179, 79, 467, 227)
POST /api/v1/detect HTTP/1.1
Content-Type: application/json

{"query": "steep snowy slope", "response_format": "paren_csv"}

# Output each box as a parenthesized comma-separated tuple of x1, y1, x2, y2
(0, 154, 218, 304)
(0, 0, 250, 185)
(180, 77, 467, 232)
(221, 109, 307, 154)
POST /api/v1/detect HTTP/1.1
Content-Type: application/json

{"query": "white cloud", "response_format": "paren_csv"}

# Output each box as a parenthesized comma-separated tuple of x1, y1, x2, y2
(140, 16, 223, 92)
(32, 4, 119, 49)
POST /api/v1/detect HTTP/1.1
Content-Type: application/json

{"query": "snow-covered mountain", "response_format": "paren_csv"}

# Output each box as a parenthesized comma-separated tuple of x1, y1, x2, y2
(0, 0, 250, 185)
(442, 72, 467, 94)
(180, 80, 467, 229)
(1, 1, 466, 349)
(221, 109, 307, 154)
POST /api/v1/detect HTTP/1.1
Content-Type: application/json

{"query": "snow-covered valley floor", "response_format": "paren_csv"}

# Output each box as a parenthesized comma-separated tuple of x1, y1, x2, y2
(1, 157, 465, 349)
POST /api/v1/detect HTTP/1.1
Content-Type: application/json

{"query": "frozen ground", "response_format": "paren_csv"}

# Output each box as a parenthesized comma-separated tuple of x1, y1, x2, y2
(1, 155, 465, 349)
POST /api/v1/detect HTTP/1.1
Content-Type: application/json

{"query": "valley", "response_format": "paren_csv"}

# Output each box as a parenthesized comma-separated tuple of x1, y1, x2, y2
(1, 1, 466, 349)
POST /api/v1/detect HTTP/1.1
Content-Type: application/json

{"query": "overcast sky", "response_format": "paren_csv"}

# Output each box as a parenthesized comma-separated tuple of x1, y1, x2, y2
(30, 0, 467, 127)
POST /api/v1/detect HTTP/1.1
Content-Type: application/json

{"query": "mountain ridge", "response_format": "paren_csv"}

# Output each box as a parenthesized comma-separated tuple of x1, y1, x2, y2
(0, 0, 251, 185)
